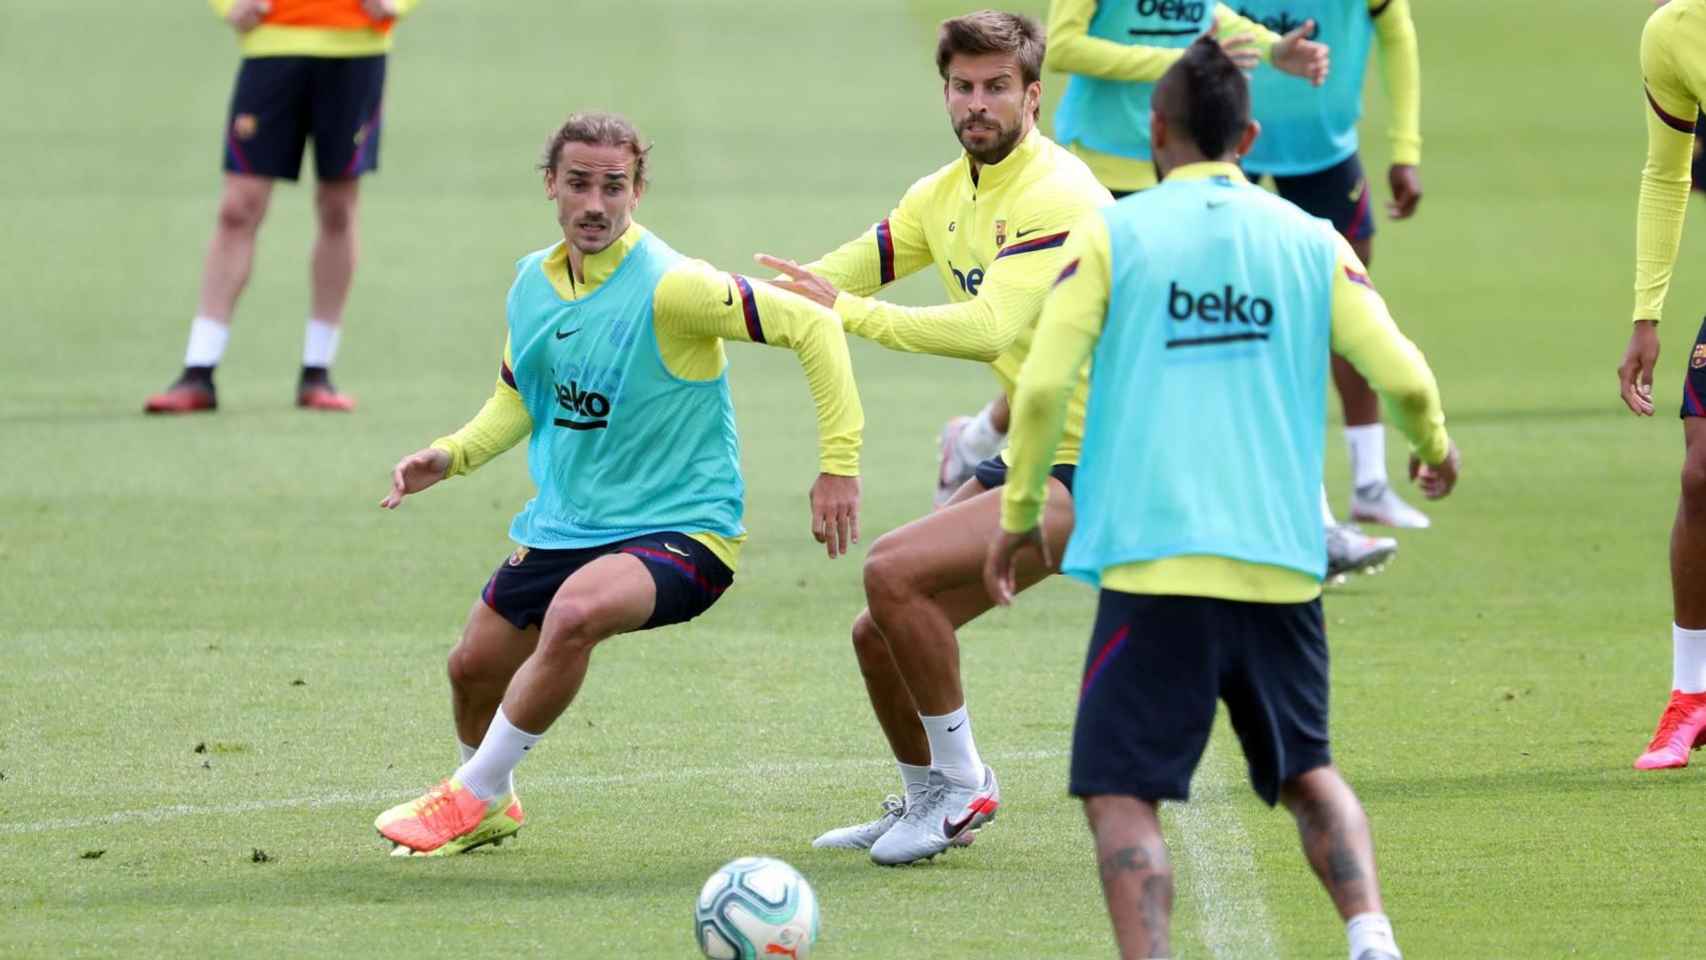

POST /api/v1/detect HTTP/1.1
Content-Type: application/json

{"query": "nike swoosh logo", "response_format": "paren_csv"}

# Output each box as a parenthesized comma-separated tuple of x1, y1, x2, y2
(1014, 227, 1043, 238)
(664, 542, 690, 558)
(1207, 200, 1230, 209)
(555, 328, 581, 340)
(943, 794, 997, 838)
(723, 284, 734, 307)
(946, 721, 964, 732)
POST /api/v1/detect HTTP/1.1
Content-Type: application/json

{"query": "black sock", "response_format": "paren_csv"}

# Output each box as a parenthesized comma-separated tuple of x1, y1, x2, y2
(180, 366, 215, 388)
(300, 365, 330, 387)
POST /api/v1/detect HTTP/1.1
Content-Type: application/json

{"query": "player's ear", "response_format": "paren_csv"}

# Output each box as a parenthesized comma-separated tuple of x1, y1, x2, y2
(1149, 107, 1167, 155)
(1025, 80, 1042, 115)
(1235, 119, 1260, 161)
(543, 167, 556, 200)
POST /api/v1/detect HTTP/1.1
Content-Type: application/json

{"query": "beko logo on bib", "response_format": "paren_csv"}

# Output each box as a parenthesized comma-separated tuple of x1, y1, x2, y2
(554, 380, 612, 430)
(1168, 281, 1274, 326)
(1134, 0, 1207, 23)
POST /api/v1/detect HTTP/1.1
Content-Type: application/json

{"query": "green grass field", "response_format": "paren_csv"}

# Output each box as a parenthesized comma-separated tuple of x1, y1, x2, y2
(4, 0, 1706, 956)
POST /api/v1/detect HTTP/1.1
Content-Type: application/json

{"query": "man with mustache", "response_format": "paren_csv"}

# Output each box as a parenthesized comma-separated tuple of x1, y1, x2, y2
(371, 112, 863, 856)
(758, 9, 1111, 866)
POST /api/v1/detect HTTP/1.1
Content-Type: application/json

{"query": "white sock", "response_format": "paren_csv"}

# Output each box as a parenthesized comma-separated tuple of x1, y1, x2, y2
(955, 405, 1006, 463)
(302, 318, 341, 368)
(1321, 486, 1338, 528)
(920, 705, 984, 788)
(1673, 623, 1706, 694)
(1345, 424, 1388, 491)
(1346, 912, 1400, 960)
(454, 706, 540, 802)
(461, 737, 515, 795)
(898, 761, 931, 804)
(184, 316, 230, 367)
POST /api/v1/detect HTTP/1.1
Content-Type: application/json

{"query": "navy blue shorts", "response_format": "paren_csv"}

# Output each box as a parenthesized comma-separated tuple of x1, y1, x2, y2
(1684, 315, 1706, 419)
(1267, 153, 1374, 243)
(1070, 591, 1332, 807)
(480, 533, 733, 632)
(223, 55, 385, 181)
(972, 456, 1076, 496)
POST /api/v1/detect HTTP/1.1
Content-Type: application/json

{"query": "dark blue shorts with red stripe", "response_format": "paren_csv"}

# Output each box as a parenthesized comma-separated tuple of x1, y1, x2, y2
(1069, 590, 1330, 807)
(223, 55, 385, 182)
(1266, 152, 1374, 243)
(480, 533, 733, 632)
(1683, 315, 1706, 420)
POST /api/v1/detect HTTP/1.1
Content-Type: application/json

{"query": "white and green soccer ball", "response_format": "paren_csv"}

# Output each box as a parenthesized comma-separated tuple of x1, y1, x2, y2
(694, 856, 819, 959)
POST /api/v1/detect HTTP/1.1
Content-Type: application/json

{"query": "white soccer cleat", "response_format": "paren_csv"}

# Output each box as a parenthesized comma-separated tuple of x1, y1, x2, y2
(1325, 523, 1397, 581)
(1349, 481, 1431, 529)
(812, 794, 906, 850)
(869, 766, 999, 866)
(935, 416, 979, 507)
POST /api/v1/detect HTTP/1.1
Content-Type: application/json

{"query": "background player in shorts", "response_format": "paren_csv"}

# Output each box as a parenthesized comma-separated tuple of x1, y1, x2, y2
(371, 112, 864, 855)
(988, 39, 1457, 958)
(145, 0, 416, 414)
(1242, 0, 1431, 534)
(1620, 0, 1706, 771)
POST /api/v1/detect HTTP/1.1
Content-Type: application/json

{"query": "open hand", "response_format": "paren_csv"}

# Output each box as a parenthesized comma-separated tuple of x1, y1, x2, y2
(1214, 26, 1263, 72)
(1271, 20, 1329, 87)
(754, 254, 840, 309)
(983, 526, 1052, 607)
(360, 0, 399, 19)
(381, 447, 451, 509)
(809, 473, 861, 558)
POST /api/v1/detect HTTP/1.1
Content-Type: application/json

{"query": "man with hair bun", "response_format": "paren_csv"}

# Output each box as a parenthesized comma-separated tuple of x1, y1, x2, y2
(371, 111, 865, 857)
(989, 38, 1457, 959)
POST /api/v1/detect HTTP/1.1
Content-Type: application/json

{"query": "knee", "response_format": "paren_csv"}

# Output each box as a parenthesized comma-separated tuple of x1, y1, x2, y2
(216, 191, 266, 233)
(537, 598, 605, 660)
(315, 191, 357, 234)
(1682, 450, 1706, 513)
(446, 641, 500, 695)
(861, 536, 913, 610)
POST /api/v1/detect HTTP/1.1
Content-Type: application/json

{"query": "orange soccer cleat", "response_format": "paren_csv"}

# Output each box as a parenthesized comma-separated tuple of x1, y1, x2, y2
(297, 382, 356, 411)
(144, 380, 217, 414)
(375, 778, 524, 855)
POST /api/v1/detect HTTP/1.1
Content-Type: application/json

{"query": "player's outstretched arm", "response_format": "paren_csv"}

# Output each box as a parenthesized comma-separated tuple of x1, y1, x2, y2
(382, 346, 533, 508)
(988, 220, 1109, 605)
(1044, 0, 1202, 80)
(1326, 235, 1457, 499)
(653, 263, 864, 558)
(789, 186, 935, 298)
(1371, 0, 1422, 218)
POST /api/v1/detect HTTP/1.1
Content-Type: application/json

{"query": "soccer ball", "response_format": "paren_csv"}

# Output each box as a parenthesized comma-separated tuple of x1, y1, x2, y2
(694, 856, 819, 959)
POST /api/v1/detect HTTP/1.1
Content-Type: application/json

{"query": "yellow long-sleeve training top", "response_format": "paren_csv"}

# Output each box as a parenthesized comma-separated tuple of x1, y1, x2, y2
(1003, 164, 1449, 603)
(805, 127, 1113, 466)
(1635, 0, 1705, 323)
(1045, 0, 1423, 192)
(430, 224, 864, 572)
(209, 0, 418, 58)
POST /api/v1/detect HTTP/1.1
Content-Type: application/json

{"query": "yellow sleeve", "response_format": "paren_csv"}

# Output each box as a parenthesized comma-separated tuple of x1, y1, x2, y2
(1211, 3, 1281, 61)
(655, 263, 863, 477)
(1635, 11, 1698, 323)
(835, 197, 1085, 362)
(393, 0, 421, 15)
(804, 179, 934, 297)
(1001, 216, 1110, 534)
(430, 337, 532, 477)
(1044, 0, 1187, 82)
(1371, 0, 1421, 166)
(1327, 234, 1450, 465)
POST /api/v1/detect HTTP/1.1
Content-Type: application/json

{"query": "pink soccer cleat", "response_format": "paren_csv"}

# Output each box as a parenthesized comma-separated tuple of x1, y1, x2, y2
(1634, 690, 1706, 770)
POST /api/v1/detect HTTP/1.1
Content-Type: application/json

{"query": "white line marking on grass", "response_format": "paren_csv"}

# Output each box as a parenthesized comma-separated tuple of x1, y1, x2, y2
(1170, 736, 1279, 959)
(0, 747, 1066, 836)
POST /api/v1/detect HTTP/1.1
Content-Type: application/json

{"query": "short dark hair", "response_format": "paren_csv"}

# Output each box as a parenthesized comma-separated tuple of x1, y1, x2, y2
(539, 111, 651, 187)
(935, 10, 1045, 87)
(1153, 37, 1250, 159)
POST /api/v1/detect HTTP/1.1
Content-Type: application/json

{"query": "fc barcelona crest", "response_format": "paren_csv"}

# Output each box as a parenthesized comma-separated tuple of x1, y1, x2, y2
(994, 219, 1007, 247)
(1693, 343, 1706, 370)
(508, 546, 530, 567)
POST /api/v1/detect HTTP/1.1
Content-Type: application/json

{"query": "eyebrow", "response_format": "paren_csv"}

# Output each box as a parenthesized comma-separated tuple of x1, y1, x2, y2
(565, 166, 630, 182)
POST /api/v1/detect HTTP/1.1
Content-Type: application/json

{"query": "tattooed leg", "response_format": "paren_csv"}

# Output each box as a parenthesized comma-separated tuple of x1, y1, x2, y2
(1084, 795, 1174, 960)
(1279, 765, 1384, 920)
